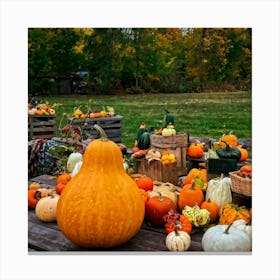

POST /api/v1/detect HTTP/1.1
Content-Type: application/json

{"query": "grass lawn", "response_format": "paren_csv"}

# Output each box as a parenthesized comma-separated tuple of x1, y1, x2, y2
(40, 91, 252, 148)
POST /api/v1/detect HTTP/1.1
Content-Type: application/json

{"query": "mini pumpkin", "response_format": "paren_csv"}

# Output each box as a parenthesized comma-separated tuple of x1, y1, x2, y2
(165, 227, 191, 252)
(187, 140, 204, 158)
(220, 132, 238, 147)
(200, 199, 219, 223)
(135, 175, 154, 191)
(28, 189, 40, 209)
(35, 194, 60, 222)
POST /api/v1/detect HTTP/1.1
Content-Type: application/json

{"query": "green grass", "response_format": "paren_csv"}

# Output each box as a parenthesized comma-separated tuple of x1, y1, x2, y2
(40, 91, 252, 148)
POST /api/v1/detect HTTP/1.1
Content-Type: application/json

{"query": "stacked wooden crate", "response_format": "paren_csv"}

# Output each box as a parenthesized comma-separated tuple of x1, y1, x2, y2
(28, 115, 56, 140)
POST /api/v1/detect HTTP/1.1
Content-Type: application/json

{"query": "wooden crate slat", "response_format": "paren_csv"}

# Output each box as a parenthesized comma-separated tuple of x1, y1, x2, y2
(28, 115, 56, 140)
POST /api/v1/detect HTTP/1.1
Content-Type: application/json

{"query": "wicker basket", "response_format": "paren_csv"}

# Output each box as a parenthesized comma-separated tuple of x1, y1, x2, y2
(229, 171, 252, 196)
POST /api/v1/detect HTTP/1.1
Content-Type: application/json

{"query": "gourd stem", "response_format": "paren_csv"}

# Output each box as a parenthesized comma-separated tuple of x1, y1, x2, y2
(93, 124, 108, 142)
(224, 223, 233, 234)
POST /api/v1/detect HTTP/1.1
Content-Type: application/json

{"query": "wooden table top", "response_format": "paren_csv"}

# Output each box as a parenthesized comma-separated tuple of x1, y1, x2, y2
(28, 174, 204, 253)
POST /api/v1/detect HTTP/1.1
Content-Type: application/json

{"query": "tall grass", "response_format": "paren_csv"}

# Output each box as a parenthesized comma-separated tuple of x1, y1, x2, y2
(39, 91, 252, 148)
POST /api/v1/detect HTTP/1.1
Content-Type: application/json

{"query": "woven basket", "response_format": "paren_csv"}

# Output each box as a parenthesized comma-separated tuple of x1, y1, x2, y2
(229, 171, 252, 196)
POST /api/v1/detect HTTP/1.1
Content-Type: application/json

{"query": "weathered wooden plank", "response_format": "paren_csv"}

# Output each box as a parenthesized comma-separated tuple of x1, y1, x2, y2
(29, 174, 57, 186)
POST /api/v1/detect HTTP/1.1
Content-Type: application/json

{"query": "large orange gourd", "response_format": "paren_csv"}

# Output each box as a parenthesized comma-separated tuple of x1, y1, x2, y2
(56, 125, 145, 248)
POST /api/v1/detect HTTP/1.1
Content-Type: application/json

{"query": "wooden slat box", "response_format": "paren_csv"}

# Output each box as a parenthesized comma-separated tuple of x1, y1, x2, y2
(68, 116, 123, 143)
(135, 160, 178, 185)
(150, 133, 188, 176)
(28, 115, 56, 140)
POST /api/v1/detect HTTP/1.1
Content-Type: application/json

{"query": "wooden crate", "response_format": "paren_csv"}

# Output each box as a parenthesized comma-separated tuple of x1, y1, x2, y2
(150, 133, 188, 176)
(135, 160, 178, 185)
(28, 115, 56, 140)
(68, 116, 123, 143)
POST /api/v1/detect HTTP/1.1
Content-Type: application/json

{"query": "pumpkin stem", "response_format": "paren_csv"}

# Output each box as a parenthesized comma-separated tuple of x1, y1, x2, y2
(156, 191, 164, 202)
(224, 223, 233, 234)
(93, 124, 108, 142)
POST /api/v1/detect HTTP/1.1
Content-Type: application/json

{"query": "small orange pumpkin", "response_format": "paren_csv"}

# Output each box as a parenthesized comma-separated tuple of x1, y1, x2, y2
(57, 173, 71, 185)
(237, 145, 248, 162)
(200, 199, 219, 223)
(135, 175, 154, 191)
(187, 141, 204, 158)
(178, 181, 204, 211)
(28, 189, 40, 209)
(221, 132, 238, 147)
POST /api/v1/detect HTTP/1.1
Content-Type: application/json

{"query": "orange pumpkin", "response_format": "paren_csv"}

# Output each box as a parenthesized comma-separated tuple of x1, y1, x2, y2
(135, 175, 154, 191)
(28, 189, 40, 209)
(187, 141, 204, 158)
(57, 173, 71, 185)
(200, 199, 219, 223)
(221, 132, 238, 147)
(145, 192, 176, 226)
(178, 181, 204, 211)
(56, 125, 145, 248)
(237, 145, 248, 162)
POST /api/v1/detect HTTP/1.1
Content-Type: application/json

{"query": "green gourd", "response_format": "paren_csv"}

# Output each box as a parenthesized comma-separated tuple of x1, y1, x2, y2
(216, 141, 241, 160)
(137, 132, 151, 150)
(164, 108, 174, 128)
(136, 122, 148, 142)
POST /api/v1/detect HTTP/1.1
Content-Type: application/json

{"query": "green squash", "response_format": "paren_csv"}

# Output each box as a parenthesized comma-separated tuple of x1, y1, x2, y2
(137, 132, 150, 150)
(136, 122, 149, 143)
(164, 108, 174, 127)
(216, 141, 241, 160)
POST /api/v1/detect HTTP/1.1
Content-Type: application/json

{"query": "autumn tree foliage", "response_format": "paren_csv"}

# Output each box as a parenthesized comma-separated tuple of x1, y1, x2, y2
(28, 28, 251, 94)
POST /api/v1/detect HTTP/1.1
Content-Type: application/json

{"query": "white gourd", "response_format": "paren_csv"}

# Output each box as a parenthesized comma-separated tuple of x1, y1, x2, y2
(202, 224, 251, 252)
(35, 195, 60, 222)
(67, 152, 83, 173)
(205, 174, 232, 208)
(71, 161, 83, 178)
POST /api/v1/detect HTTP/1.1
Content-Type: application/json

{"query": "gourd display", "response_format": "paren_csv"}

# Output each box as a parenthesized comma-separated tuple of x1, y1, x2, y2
(56, 125, 145, 248)
(202, 223, 251, 252)
(35, 194, 60, 222)
(205, 174, 232, 208)
(165, 228, 191, 252)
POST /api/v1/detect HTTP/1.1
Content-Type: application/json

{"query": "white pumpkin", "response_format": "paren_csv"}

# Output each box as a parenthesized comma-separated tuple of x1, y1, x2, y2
(67, 152, 83, 172)
(232, 219, 252, 241)
(202, 223, 251, 252)
(35, 194, 60, 222)
(166, 230, 191, 251)
(71, 161, 83, 178)
(205, 174, 232, 208)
